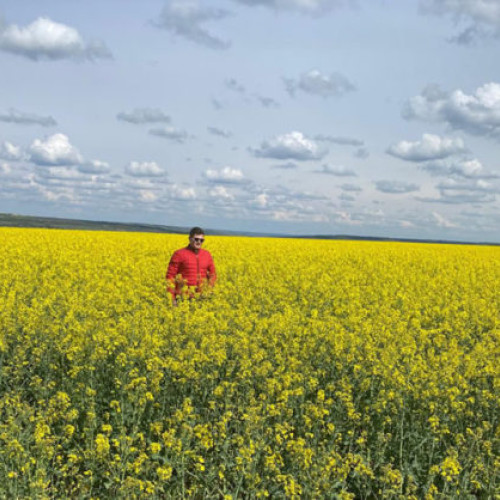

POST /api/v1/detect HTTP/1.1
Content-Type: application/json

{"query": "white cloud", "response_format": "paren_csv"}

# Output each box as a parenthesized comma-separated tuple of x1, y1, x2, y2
(255, 95, 280, 108)
(208, 185, 234, 200)
(375, 180, 420, 194)
(35, 166, 89, 182)
(422, 158, 499, 179)
(116, 108, 171, 125)
(314, 134, 364, 146)
(354, 147, 370, 159)
(0, 172, 38, 199)
(153, 1, 231, 50)
(432, 211, 457, 228)
(271, 162, 299, 170)
(340, 183, 362, 192)
(233, 185, 329, 222)
(28, 133, 83, 166)
(231, 0, 353, 15)
(169, 184, 196, 200)
(399, 220, 415, 228)
(331, 208, 398, 228)
(0, 162, 11, 175)
(149, 126, 188, 143)
(139, 190, 158, 203)
(315, 164, 356, 176)
(437, 178, 498, 192)
(334, 210, 363, 225)
(40, 187, 79, 203)
(403, 83, 500, 139)
(225, 78, 246, 93)
(285, 69, 355, 98)
(123, 178, 163, 190)
(0, 141, 25, 161)
(451, 159, 487, 178)
(420, 0, 500, 26)
(78, 160, 111, 174)
(207, 126, 232, 138)
(387, 133, 466, 162)
(339, 192, 355, 202)
(204, 166, 246, 184)
(223, 78, 282, 109)
(125, 161, 166, 177)
(252, 193, 269, 208)
(420, 0, 500, 43)
(0, 17, 111, 61)
(0, 108, 56, 126)
(421, 192, 497, 204)
(272, 209, 328, 222)
(418, 176, 499, 204)
(253, 131, 327, 160)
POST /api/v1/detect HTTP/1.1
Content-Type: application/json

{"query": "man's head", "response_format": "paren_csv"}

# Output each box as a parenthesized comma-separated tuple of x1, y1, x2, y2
(188, 226, 205, 252)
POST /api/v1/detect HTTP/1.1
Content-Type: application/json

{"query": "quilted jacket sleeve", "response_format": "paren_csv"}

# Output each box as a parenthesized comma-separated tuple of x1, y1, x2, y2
(207, 253, 217, 287)
(166, 250, 182, 296)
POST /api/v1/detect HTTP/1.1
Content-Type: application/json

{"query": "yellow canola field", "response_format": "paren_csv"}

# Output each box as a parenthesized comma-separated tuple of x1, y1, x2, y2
(0, 227, 498, 499)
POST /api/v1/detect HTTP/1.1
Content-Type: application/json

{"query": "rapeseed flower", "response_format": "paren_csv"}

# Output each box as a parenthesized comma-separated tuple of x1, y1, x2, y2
(0, 228, 498, 498)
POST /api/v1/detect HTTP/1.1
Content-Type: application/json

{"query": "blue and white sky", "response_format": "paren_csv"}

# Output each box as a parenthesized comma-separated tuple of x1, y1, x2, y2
(1, 0, 500, 242)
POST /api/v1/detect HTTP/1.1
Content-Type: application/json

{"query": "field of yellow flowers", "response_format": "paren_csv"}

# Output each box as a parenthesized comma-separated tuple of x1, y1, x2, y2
(0, 227, 498, 498)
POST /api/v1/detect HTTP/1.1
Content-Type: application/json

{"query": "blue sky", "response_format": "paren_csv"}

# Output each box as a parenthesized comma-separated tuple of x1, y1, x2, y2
(1, 0, 499, 242)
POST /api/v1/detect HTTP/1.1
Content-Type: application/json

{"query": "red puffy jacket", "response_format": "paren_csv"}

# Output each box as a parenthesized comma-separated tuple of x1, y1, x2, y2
(166, 246, 216, 297)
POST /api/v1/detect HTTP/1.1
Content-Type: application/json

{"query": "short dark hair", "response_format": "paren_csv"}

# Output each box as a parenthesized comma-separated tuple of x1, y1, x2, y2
(189, 226, 205, 238)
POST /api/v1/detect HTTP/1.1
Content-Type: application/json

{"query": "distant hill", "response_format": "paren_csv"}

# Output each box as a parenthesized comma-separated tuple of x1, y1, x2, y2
(0, 213, 268, 237)
(0, 212, 189, 234)
(0, 212, 498, 246)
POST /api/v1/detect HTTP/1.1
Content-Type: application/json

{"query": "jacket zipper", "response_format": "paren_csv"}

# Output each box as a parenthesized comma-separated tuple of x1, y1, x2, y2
(196, 253, 200, 286)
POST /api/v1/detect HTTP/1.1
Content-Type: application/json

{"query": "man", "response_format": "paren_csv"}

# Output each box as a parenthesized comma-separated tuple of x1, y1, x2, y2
(166, 227, 217, 305)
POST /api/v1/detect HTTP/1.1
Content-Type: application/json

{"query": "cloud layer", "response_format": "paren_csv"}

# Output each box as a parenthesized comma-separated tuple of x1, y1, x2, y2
(1, 1, 499, 243)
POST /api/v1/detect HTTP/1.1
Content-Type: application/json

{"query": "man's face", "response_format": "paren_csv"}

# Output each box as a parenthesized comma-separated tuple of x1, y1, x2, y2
(189, 233, 205, 251)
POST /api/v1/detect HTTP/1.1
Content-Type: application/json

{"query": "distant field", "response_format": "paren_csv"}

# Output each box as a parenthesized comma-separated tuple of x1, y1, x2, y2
(0, 227, 498, 498)
(2, 212, 497, 245)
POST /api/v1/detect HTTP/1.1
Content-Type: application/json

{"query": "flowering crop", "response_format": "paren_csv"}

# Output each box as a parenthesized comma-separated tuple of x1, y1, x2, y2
(0, 227, 498, 498)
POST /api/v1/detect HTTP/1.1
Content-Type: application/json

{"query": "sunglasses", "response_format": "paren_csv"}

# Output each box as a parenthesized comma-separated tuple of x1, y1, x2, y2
(193, 237, 205, 243)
